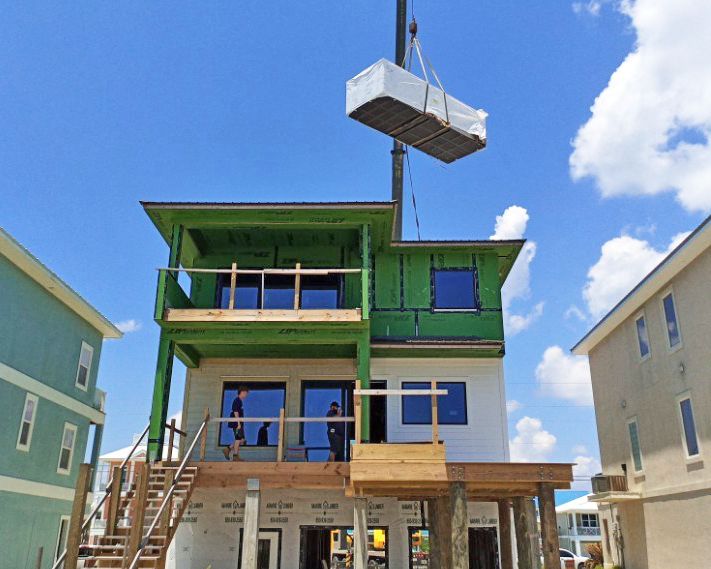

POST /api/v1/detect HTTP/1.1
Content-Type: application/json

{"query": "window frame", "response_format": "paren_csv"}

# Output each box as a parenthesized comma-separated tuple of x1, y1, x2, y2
(626, 416, 644, 474)
(634, 312, 651, 361)
(57, 422, 78, 475)
(54, 515, 71, 562)
(75, 341, 94, 391)
(431, 267, 479, 312)
(16, 392, 39, 452)
(400, 380, 468, 426)
(676, 392, 701, 461)
(660, 288, 683, 352)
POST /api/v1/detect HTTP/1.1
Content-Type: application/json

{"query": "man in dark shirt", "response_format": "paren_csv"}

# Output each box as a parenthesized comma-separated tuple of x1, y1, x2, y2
(326, 401, 345, 462)
(224, 386, 249, 461)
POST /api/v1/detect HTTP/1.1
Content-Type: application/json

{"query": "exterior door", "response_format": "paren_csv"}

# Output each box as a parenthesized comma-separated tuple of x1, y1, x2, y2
(468, 527, 499, 569)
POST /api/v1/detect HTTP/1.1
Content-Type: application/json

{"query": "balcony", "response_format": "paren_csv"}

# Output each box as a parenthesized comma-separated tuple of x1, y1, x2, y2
(589, 474, 640, 503)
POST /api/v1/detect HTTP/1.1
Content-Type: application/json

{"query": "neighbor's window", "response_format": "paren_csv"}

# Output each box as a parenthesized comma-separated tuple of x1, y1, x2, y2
(635, 314, 651, 359)
(577, 513, 599, 528)
(57, 423, 78, 475)
(75, 342, 94, 390)
(402, 382, 467, 425)
(662, 291, 681, 348)
(16, 393, 39, 451)
(432, 269, 477, 310)
(219, 382, 286, 447)
(627, 418, 643, 473)
(55, 517, 70, 562)
(678, 397, 700, 458)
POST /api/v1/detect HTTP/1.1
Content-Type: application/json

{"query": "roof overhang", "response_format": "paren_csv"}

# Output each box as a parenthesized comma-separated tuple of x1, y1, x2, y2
(0, 228, 121, 339)
(573, 215, 711, 356)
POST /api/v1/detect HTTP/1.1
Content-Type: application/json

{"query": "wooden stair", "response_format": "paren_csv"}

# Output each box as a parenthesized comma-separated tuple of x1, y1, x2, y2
(80, 464, 199, 568)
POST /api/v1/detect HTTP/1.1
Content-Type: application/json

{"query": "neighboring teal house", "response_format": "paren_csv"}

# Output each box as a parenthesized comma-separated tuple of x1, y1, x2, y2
(0, 228, 121, 569)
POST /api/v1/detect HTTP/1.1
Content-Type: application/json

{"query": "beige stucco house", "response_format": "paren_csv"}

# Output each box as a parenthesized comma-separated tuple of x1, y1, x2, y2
(573, 215, 711, 569)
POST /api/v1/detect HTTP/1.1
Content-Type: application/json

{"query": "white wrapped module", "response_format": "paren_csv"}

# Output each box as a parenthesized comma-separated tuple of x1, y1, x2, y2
(346, 58, 487, 163)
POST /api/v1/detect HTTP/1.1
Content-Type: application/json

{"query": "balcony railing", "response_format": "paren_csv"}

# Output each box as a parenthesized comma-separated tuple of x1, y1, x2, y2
(155, 263, 367, 323)
(591, 474, 628, 494)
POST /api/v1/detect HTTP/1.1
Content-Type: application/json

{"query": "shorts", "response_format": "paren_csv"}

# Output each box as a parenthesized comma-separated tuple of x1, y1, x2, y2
(328, 432, 344, 454)
(232, 427, 246, 442)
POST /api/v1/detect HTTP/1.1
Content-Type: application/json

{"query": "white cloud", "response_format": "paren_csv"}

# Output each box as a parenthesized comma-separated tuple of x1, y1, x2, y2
(490, 206, 542, 335)
(583, 231, 690, 319)
(506, 400, 523, 415)
(572, 444, 589, 455)
(572, 453, 602, 490)
(564, 304, 587, 322)
(115, 319, 142, 333)
(536, 345, 593, 406)
(509, 416, 557, 462)
(570, 0, 711, 213)
(572, 1, 602, 16)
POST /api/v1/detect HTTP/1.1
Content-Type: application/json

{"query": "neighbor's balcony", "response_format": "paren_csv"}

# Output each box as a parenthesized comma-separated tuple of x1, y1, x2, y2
(155, 263, 367, 324)
(589, 474, 641, 503)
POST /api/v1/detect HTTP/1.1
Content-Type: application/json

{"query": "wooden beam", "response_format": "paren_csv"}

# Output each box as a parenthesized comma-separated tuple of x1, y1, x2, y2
(293, 262, 301, 310)
(538, 483, 560, 569)
(512, 497, 535, 569)
(167, 418, 176, 462)
(497, 500, 514, 569)
(431, 494, 452, 569)
(240, 479, 261, 569)
(159, 469, 174, 537)
(164, 308, 362, 322)
(354, 379, 362, 445)
(353, 388, 448, 396)
(64, 464, 91, 569)
(276, 408, 285, 462)
(199, 407, 209, 462)
(450, 482, 468, 569)
(106, 466, 123, 536)
(431, 380, 439, 445)
(228, 261, 237, 309)
(124, 463, 150, 568)
(353, 497, 369, 569)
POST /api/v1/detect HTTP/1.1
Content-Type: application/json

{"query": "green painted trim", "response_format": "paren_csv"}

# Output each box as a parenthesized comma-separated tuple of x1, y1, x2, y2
(148, 334, 174, 462)
(175, 344, 200, 368)
(357, 334, 371, 441)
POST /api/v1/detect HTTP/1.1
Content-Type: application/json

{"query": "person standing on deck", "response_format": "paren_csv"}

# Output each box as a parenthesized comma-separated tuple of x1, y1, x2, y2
(326, 401, 345, 462)
(224, 386, 249, 461)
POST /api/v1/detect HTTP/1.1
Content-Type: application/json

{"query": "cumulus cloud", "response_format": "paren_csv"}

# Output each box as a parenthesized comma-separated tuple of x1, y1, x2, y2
(573, 453, 602, 490)
(572, 1, 602, 16)
(583, 231, 690, 319)
(536, 346, 593, 406)
(490, 206, 542, 335)
(115, 319, 142, 333)
(570, 0, 711, 213)
(564, 305, 587, 322)
(509, 416, 557, 462)
(506, 400, 523, 415)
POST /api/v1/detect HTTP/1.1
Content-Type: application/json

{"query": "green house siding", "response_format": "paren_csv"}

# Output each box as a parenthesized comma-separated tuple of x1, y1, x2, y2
(0, 491, 72, 569)
(0, 254, 104, 406)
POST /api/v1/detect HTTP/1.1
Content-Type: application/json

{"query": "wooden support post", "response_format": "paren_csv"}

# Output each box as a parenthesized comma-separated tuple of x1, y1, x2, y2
(159, 469, 174, 535)
(167, 418, 176, 462)
(354, 380, 362, 445)
(293, 262, 301, 310)
(450, 482, 469, 569)
(538, 483, 560, 569)
(361, 223, 370, 320)
(431, 494, 452, 569)
(64, 463, 91, 569)
(426, 498, 442, 569)
(277, 408, 285, 462)
(513, 497, 535, 569)
(124, 463, 150, 568)
(356, 336, 370, 441)
(199, 407, 210, 462)
(148, 333, 175, 462)
(497, 500, 514, 569)
(106, 466, 123, 536)
(241, 479, 261, 569)
(228, 261, 238, 309)
(431, 379, 439, 445)
(353, 497, 369, 569)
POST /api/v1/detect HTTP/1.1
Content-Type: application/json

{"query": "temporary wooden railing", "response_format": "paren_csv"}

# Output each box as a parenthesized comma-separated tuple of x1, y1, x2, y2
(206, 410, 355, 462)
(157, 264, 363, 312)
(353, 380, 448, 445)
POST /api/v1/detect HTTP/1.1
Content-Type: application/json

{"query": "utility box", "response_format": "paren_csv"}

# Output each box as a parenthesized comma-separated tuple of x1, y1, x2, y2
(346, 58, 487, 163)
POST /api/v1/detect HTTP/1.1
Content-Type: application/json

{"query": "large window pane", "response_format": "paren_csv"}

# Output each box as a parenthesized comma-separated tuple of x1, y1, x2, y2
(628, 420, 643, 472)
(433, 270, 476, 309)
(663, 293, 681, 347)
(402, 382, 467, 425)
(219, 382, 286, 446)
(217, 273, 260, 309)
(301, 381, 353, 462)
(679, 398, 699, 457)
(263, 274, 295, 309)
(300, 274, 342, 309)
(635, 316, 650, 358)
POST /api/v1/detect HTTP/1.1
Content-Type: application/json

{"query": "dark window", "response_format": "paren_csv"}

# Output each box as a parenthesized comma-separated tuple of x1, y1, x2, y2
(679, 398, 699, 457)
(263, 274, 295, 309)
(433, 270, 477, 309)
(662, 292, 681, 347)
(219, 382, 286, 446)
(300, 380, 354, 461)
(300, 274, 343, 309)
(216, 273, 260, 309)
(401, 382, 467, 425)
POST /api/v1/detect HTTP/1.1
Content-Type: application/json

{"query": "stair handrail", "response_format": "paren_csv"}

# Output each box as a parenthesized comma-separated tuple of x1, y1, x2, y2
(51, 423, 151, 569)
(127, 415, 209, 569)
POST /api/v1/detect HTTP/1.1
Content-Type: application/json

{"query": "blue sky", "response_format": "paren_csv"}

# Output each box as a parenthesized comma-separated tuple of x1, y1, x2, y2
(2, 1, 708, 487)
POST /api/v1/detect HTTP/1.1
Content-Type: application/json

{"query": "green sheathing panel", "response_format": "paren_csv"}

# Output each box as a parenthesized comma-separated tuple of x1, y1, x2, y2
(476, 252, 502, 309)
(0, 254, 104, 407)
(433, 252, 473, 269)
(418, 311, 503, 339)
(402, 254, 430, 308)
(0, 380, 89, 489)
(374, 253, 400, 308)
(369, 312, 416, 337)
(0, 491, 72, 569)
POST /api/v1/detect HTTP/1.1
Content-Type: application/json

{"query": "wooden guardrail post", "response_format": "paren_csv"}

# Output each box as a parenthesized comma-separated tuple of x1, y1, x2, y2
(106, 465, 123, 536)
(228, 261, 238, 309)
(354, 380, 362, 445)
(124, 463, 150, 568)
(65, 463, 92, 569)
(167, 418, 176, 462)
(431, 380, 439, 445)
(293, 263, 301, 310)
(199, 407, 210, 461)
(159, 469, 174, 535)
(277, 408, 286, 462)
